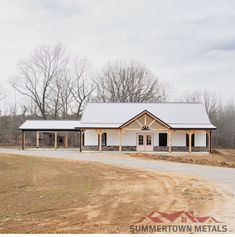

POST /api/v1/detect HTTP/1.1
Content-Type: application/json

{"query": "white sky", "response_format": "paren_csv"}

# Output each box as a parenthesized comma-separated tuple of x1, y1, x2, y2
(0, 0, 235, 108)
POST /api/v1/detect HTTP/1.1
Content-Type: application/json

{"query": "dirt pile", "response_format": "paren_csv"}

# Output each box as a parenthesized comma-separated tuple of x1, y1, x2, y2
(129, 150, 235, 168)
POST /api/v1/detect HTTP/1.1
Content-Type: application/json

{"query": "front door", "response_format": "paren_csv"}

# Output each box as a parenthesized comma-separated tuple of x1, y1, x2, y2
(137, 133, 153, 151)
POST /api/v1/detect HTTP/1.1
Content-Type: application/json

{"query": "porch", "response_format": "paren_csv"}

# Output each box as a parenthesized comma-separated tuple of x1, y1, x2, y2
(80, 128, 212, 153)
(19, 120, 81, 150)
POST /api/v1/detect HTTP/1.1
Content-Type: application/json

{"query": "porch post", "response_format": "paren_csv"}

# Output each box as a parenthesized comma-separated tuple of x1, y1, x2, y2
(54, 132, 58, 149)
(65, 132, 68, 148)
(99, 130, 103, 152)
(79, 130, 82, 152)
(36, 131, 40, 148)
(168, 130, 172, 153)
(208, 130, 212, 153)
(119, 129, 122, 152)
(189, 131, 192, 153)
(22, 130, 25, 150)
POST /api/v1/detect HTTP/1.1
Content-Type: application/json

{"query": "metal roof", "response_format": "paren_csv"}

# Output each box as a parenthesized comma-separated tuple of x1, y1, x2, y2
(19, 120, 80, 131)
(19, 103, 216, 131)
(80, 103, 216, 129)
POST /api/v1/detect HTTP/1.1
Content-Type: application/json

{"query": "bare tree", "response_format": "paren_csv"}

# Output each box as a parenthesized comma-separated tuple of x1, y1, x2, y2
(203, 90, 218, 120)
(182, 90, 202, 103)
(47, 77, 63, 119)
(178, 89, 219, 122)
(95, 60, 168, 103)
(10, 43, 67, 119)
(214, 102, 235, 148)
(160, 81, 172, 102)
(70, 57, 94, 119)
(60, 74, 74, 119)
(47, 70, 74, 119)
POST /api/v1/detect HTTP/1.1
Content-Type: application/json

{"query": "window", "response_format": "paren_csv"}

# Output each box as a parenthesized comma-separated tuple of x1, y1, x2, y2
(102, 133, 107, 146)
(138, 135, 144, 145)
(146, 135, 152, 145)
(186, 134, 195, 147)
(159, 133, 167, 146)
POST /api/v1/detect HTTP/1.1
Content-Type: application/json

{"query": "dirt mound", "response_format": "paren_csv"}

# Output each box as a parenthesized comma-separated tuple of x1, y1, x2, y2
(129, 150, 235, 168)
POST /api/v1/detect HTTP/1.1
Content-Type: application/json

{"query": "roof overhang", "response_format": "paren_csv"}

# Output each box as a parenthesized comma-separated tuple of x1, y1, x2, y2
(172, 127, 217, 130)
(19, 120, 81, 131)
(169, 123, 216, 130)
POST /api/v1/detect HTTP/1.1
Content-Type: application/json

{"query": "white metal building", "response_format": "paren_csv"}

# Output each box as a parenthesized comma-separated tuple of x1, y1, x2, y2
(19, 102, 216, 153)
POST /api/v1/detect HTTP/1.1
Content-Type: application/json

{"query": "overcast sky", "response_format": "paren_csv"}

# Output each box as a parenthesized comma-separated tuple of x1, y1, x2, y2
(0, 0, 235, 106)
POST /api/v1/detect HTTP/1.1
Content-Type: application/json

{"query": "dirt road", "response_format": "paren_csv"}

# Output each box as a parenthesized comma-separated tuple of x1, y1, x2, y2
(0, 148, 234, 195)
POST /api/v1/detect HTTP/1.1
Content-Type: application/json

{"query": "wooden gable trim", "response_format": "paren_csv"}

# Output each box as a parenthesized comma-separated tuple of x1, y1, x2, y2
(148, 119, 156, 128)
(119, 110, 171, 129)
(135, 119, 143, 127)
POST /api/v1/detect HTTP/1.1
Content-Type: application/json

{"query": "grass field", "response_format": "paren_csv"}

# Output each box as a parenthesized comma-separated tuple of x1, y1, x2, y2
(0, 153, 231, 233)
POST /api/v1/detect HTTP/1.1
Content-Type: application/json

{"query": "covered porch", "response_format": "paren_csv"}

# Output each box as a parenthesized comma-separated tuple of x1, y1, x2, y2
(19, 120, 81, 150)
(80, 128, 213, 153)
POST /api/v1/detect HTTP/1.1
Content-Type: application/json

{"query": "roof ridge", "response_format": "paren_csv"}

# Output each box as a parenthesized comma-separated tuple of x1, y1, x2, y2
(87, 102, 203, 104)
(25, 120, 80, 121)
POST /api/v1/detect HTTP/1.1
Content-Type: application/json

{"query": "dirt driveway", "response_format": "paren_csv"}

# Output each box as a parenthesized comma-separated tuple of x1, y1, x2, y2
(0, 148, 235, 195)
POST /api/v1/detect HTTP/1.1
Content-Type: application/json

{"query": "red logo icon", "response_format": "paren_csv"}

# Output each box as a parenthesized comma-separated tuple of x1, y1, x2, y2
(136, 210, 223, 224)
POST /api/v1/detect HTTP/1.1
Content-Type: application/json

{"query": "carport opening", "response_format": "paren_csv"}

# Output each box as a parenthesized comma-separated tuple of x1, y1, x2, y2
(21, 130, 81, 149)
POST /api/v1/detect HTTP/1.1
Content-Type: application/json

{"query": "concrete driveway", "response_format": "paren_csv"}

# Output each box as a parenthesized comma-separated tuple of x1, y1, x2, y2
(0, 148, 235, 195)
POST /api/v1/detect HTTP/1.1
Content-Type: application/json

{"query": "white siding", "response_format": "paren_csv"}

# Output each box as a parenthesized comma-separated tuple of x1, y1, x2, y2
(172, 131, 186, 146)
(154, 132, 159, 146)
(195, 131, 207, 147)
(84, 129, 207, 148)
(84, 130, 98, 145)
(107, 130, 119, 146)
(123, 131, 137, 146)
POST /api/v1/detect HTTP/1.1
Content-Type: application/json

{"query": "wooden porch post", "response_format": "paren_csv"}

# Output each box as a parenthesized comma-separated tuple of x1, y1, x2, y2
(54, 132, 58, 149)
(65, 132, 68, 148)
(208, 130, 212, 153)
(189, 131, 192, 153)
(79, 130, 82, 152)
(99, 130, 103, 152)
(22, 130, 25, 150)
(119, 129, 122, 152)
(36, 131, 40, 148)
(168, 130, 172, 153)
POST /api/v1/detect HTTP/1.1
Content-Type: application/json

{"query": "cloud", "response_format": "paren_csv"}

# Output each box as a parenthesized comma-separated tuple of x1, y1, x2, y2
(0, 0, 235, 106)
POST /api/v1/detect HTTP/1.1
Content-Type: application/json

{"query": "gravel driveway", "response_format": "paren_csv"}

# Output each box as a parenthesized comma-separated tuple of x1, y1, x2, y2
(1, 148, 235, 195)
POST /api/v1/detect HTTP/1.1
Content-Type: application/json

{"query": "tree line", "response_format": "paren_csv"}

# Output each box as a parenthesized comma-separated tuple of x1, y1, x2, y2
(0, 43, 234, 148)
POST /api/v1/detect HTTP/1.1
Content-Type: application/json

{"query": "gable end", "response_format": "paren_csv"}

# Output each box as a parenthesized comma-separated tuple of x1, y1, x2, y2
(119, 110, 171, 129)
